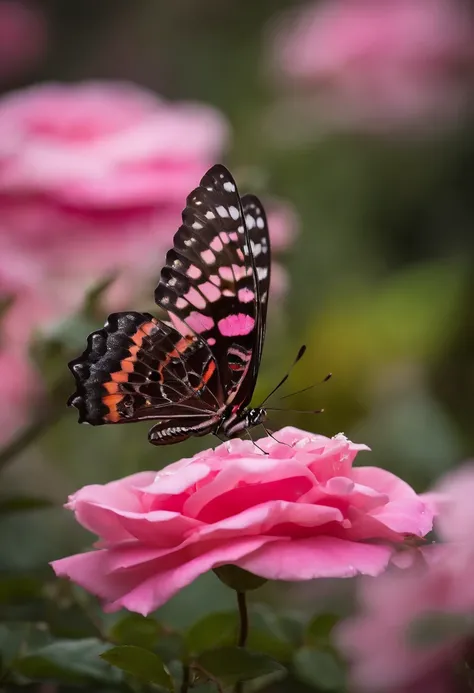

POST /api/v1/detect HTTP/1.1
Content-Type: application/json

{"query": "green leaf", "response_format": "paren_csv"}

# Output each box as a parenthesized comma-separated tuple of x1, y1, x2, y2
(13, 638, 120, 685)
(409, 612, 474, 648)
(109, 613, 162, 649)
(0, 496, 54, 514)
(101, 645, 173, 689)
(197, 646, 286, 686)
(185, 612, 238, 654)
(306, 613, 340, 649)
(293, 647, 345, 691)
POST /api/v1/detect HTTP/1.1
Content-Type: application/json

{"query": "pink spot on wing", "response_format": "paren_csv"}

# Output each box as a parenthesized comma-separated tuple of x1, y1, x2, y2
(208, 337, 216, 346)
(219, 232, 230, 245)
(218, 265, 247, 282)
(201, 249, 215, 264)
(184, 287, 206, 309)
(218, 314, 255, 337)
(199, 282, 221, 302)
(188, 265, 201, 279)
(210, 237, 223, 252)
(229, 232, 238, 242)
(187, 312, 214, 334)
(238, 288, 254, 303)
(219, 267, 233, 282)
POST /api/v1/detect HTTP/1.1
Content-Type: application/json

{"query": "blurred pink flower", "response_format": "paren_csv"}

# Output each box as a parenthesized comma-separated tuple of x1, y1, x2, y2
(51, 427, 432, 615)
(0, 346, 39, 445)
(270, 0, 474, 132)
(0, 81, 228, 292)
(336, 463, 474, 692)
(0, 1, 46, 84)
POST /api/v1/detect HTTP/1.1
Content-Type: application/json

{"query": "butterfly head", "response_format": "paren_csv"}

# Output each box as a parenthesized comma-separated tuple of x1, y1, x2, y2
(222, 406, 267, 439)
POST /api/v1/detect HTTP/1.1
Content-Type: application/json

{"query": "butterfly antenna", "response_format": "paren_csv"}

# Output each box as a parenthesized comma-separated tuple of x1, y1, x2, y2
(279, 373, 332, 401)
(259, 345, 307, 407)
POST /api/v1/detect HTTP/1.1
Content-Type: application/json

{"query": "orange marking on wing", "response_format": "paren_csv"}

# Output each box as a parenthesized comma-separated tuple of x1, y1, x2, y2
(112, 371, 128, 383)
(121, 359, 134, 373)
(141, 321, 157, 336)
(103, 394, 123, 407)
(131, 330, 144, 347)
(103, 381, 120, 394)
(202, 360, 216, 384)
(102, 393, 124, 422)
(193, 360, 216, 391)
(105, 410, 121, 422)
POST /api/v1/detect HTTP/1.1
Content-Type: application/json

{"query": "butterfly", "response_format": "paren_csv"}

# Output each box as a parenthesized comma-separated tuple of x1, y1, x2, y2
(68, 164, 274, 446)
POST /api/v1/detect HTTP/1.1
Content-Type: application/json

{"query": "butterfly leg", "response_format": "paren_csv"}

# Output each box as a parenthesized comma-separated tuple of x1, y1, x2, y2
(261, 424, 292, 448)
(244, 428, 267, 455)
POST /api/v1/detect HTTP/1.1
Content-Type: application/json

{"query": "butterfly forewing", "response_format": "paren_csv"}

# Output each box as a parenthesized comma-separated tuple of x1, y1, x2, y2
(154, 165, 269, 409)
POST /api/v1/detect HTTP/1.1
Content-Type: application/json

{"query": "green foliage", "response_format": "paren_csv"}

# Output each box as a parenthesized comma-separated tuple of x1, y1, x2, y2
(12, 638, 121, 685)
(101, 645, 173, 689)
(293, 647, 345, 691)
(109, 612, 163, 649)
(196, 646, 286, 686)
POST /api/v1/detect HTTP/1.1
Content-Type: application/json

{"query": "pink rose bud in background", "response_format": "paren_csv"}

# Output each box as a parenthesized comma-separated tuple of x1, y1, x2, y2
(336, 463, 474, 692)
(52, 428, 433, 615)
(269, 0, 474, 133)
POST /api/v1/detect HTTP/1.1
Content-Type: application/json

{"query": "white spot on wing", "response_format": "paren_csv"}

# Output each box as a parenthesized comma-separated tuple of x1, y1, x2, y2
(229, 206, 239, 220)
(205, 210, 215, 219)
(192, 221, 203, 230)
(216, 205, 229, 218)
(256, 217, 265, 229)
(223, 181, 235, 192)
(245, 214, 255, 230)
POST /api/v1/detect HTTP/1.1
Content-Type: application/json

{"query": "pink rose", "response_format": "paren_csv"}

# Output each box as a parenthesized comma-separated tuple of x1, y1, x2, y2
(269, 0, 474, 132)
(51, 427, 432, 615)
(0, 1, 46, 84)
(336, 464, 474, 692)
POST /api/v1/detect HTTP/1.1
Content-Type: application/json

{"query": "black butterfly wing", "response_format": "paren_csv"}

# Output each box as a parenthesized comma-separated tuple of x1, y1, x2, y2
(154, 164, 271, 410)
(68, 311, 221, 443)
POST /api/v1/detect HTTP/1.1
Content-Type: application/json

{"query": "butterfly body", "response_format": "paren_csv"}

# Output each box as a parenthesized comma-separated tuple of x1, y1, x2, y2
(68, 165, 271, 446)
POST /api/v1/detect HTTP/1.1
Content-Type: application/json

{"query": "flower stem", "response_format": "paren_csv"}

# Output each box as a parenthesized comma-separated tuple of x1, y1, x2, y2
(236, 591, 248, 648)
(235, 591, 248, 693)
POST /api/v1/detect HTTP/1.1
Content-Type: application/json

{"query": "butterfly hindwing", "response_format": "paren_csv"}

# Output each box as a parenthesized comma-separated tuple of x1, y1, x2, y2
(68, 311, 221, 432)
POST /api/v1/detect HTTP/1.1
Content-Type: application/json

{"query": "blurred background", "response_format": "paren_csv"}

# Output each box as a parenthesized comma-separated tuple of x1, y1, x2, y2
(1, 0, 474, 689)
